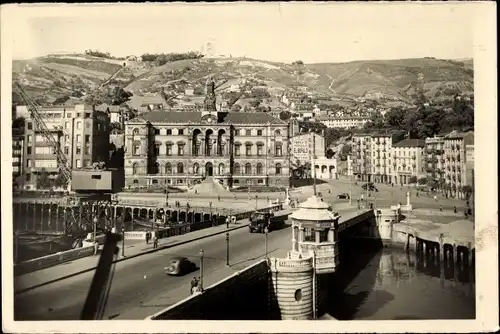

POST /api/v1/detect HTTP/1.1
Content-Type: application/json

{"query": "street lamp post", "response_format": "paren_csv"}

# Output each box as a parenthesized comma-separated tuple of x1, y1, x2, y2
(264, 226, 269, 259)
(255, 195, 258, 210)
(93, 216, 98, 242)
(199, 249, 205, 291)
(121, 226, 125, 257)
(226, 233, 230, 266)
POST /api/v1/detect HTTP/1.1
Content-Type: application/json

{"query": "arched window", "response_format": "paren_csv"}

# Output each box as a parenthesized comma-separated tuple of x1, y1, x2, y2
(133, 128, 140, 135)
(133, 141, 141, 155)
(275, 129, 281, 136)
(219, 163, 225, 175)
(275, 163, 282, 175)
(132, 163, 139, 175)
(256, 163, 263, 175)
(245, 163, 252, 175)
(275, 142, 283, 157)
(177, 162, 184, 174)
(193, 163, 200, 175)
(165, 163, 172, 174)
(234, 163, 241, 175)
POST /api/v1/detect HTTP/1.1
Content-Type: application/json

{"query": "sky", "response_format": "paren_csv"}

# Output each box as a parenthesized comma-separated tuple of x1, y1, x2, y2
(4, 3, 476, 64)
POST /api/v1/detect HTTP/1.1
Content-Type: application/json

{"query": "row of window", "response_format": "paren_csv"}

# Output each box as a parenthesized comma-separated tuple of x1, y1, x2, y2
(131, 178, 283, 186)
(131, 142, 284, 157)
(134, 128, 284, 137)
(131, 162, 284, 175)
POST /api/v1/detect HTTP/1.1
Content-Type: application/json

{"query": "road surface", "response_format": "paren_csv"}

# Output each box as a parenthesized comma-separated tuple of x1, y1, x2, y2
(15, 221, 292, 320)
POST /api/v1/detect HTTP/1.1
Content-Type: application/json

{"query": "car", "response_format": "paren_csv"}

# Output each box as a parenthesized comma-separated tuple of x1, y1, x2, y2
(164, 256, 196, 276)
(361, 182, 379, 192)
(249, 211, 285, 233)
(337, 193, 350, 199)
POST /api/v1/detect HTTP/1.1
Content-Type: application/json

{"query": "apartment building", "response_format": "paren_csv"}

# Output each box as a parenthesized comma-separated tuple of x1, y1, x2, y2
(424, 135, 446, 186)
(17, 104, 110, 190)
(316, 115, 369, 129)
(369, 134, 393, 183)
(391, 139, 426, 185)
(351, 133, 393, 183)
(351, 134, 372, 182)
(12, 128, 24, 189)
(443, 131, 474, 198)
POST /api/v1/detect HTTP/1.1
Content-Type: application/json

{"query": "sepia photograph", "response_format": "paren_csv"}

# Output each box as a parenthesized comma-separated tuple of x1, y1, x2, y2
(1, 2, 497, 333)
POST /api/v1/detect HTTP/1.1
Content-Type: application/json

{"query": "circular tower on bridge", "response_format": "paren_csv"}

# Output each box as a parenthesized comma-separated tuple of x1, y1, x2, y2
(269, 195, 340, 320)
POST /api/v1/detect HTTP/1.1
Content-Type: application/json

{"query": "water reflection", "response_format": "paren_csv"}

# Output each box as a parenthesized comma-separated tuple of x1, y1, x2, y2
(329, 246, 475, 320)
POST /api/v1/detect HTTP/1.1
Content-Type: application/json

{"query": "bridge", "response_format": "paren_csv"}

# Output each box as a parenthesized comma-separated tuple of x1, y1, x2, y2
(13, 193, 474, 320)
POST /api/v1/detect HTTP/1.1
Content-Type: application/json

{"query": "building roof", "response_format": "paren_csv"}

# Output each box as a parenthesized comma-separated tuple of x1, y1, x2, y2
(131, 111, 286, 125)
(127, 95, 167, 110)
(444, 130, 474, 140)
(392, 139, 426, 148)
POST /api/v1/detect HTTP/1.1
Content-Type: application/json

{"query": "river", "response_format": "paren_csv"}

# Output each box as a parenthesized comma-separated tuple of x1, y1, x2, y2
(329, 244, 475, 320)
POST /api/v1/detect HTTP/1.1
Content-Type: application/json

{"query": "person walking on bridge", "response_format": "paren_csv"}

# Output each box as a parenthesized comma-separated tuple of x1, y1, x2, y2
(153, 233, 158, 249)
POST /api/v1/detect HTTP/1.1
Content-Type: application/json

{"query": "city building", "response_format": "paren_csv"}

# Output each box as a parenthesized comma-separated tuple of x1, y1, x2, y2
(316, 115, 369, 129)
(290, 132, 325, 166)
(351, 134, 371, 182)
(351, 133, 393, 183)
(391, 139, 426, 185)
(12, 127, 24, 189)
(123, 78, 291, 189)
(424, 135, 446, 186)
(443, 131, 474, 198)
(369, 134, 393, 184)
(17, 104, 110, 190)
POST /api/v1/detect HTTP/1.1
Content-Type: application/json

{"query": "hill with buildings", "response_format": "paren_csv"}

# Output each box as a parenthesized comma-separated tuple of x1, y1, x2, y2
(12, 53, 473, 109)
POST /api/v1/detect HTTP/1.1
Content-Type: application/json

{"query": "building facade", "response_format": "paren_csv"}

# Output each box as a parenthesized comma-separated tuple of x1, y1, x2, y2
(316, 116, 369, 129)
(351, 134, 371, 182)
(12, 128, 24, 189)
(391, 139, 426, 185)
(123, 111, 290, 188)
(17, 104, 110, 190)
(290, 132, 326, 166)
(424, 135, 446, 187)
(443, 131, 474, 198)
(351, 133, 393, 183)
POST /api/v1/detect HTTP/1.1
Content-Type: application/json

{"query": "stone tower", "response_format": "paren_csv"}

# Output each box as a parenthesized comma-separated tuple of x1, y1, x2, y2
(204, 77, 217, 111)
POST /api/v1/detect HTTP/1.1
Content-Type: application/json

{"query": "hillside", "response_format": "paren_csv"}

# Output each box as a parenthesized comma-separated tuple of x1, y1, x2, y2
(12, 54, 473, 107)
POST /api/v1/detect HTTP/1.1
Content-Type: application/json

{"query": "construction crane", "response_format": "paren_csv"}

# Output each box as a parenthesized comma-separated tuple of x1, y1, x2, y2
(13, 63, 127, 244)
(14, 82, 73, 186)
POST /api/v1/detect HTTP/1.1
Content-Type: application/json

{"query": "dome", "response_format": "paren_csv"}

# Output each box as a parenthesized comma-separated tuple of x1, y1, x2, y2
(291, 195, 339, 222)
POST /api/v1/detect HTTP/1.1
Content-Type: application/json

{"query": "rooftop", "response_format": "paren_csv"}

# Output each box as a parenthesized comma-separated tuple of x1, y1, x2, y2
(130, 111, 286, 125)
(392, 139, 426, 148)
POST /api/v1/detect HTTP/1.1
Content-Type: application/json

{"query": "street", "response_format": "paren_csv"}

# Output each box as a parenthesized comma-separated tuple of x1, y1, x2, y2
(14, 221, 292, 320)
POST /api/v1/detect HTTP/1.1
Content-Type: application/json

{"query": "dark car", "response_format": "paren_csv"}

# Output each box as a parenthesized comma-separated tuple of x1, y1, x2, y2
(165, 256, 196, 276)
(362, 182, 379, 192)
(337, 193, 350, 199)
(249, 211, 285, 233)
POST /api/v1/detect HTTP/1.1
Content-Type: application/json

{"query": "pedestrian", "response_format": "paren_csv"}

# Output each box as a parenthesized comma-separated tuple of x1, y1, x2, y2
(145, 231, 150, 244)
(439, 206, 443, 212)
(233, 194, 236, 200)
(226, 216, 230, 228)
(218, 195, 220, 202)
(434, 195, 437, 202)
(416, 192, 419, 198)
(190, 276, 198, 295)
(93, 241, 99, 256)
(153, 234, 158, 249)
(453, 206, 457, 213)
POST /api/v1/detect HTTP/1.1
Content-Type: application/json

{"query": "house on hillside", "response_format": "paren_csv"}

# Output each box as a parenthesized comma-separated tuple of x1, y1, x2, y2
(127, 95, 167, 112)
(95, 103, 134, 125)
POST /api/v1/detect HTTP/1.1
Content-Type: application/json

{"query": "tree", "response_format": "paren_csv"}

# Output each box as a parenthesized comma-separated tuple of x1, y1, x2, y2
(279, 110, 292, 121)
(384, 108, 406, 128)
(408, 176, 418, 184)
(53, 172, 68, 189)
(249, 99, 262, 108)
(417, 177, 428, 185)
(36, 168, 52, 190)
